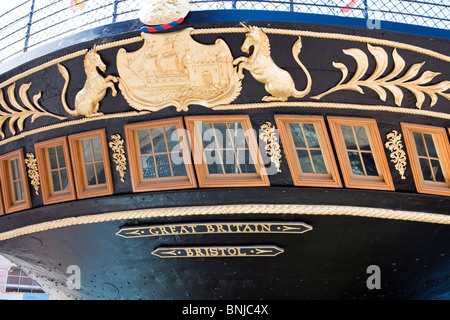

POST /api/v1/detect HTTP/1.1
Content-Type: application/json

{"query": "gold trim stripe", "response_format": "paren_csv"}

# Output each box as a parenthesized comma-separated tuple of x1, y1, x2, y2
(192, 27, 450, 63)
(213, 101, 450, 120)
(0, 111, 148, 147)
(0, 204, 449, 241)
(1, 101, 449, 148)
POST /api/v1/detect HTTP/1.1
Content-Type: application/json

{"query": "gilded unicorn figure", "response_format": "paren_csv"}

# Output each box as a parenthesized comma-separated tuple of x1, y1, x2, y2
(58, 47, 118, 117)
(233, 24, 312, 102)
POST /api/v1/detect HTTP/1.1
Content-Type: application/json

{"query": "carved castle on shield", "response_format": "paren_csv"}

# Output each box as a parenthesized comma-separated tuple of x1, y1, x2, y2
(117, 28, 242, 112)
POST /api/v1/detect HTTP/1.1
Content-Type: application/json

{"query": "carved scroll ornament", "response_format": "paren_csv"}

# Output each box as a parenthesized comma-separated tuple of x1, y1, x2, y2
(259, 122, 282, 173)
(109, 134, 127, 183)
(24, 153, 40, 195)
(385, 130, 407, 180)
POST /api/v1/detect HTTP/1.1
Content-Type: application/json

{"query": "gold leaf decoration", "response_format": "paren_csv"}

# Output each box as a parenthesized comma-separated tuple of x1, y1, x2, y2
(385, 130, 407, 180)
(109, 134, 127, 183)
(259, 122, 282, 173)
(0, 82, 66, 139)
(312, 44, 450, 109)
(24, 153, 40, 195)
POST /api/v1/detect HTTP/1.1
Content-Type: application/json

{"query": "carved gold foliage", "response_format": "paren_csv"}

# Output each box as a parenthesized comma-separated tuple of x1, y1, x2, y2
(259, 122, 282, 173)
(109, 134, 127, 183)
(24, 153, 40, 195)
(312, 44, 450, 109)
(0, 82, 66, 138)
(385, 130, 407, 180)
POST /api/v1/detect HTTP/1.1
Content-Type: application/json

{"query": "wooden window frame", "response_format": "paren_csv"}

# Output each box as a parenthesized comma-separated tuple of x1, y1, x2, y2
(0, 181, 4, 215)
(185, 115, 270, 188)
(0, 149, 32, 214)
(275, 115, 342, 188)
(68, 129, 113, 199)
(35, 137, 77, 205)
(328, 117, 394, 191)
(402, 123, 450, 197)
(124, 117, 197, 192)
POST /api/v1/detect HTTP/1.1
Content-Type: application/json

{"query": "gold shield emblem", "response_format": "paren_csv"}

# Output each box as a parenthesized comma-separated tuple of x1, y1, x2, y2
(117, 28, 242, 112)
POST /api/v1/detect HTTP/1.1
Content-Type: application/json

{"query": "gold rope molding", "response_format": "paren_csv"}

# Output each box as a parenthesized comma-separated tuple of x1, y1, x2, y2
(0, 204, 449, 241)
(213, 101, 450, 120)
(192, 27, 450, 63)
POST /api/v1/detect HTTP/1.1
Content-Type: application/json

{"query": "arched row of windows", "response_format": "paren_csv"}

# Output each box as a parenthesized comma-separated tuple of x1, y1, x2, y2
(0, 115, 449, 215)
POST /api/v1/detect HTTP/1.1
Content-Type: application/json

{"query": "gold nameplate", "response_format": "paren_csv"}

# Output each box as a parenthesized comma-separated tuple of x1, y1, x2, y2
(151, 245, 284, 258)
(116, 221, 312, 238)
(116, 27, 242, 113)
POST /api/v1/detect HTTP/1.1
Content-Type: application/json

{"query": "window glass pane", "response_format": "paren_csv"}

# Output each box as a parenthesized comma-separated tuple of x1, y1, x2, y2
(214, 123, 230, 149)
(303, 123, 320, 149)
(354, 126, 371, 151)
(92, 137, 103, 162)
(48, 147, 58, 170)
(171, 153, 187, 177)
(310, 150, 327, 174)
(151, 127, 167, 153)
(362, 152, 378, 176)
(202, 123, 217, 149)
(206, 149, 223, 174)
(239, 150, 257, 174)
(60, 169, 69, 191)
(95, 163, 106, 184)
(413, 132, 427, 157)
(85, 163, 96, 185)
(424, 134, 438, 158)
(18, 181, 24, 201)
(419, 158, 433, 181)
(56, 145, 66, 168)
(341, 125, 357, 150)
(16, 160, 22, 180)
(223, 150, 239, 174)
(51, 170, 61, 192)
(289, 123, 306, 148)
(138, 129, 152, 155)
(155, 154, 171, 178)
(141, 156, 156, 179)
(82, 139, 93, 163)
(431, 160, 445, 183)
(10, 159, 18, 180)
(13, 181, 23, 202)
(297, 150, 314, 173)
(228, 122, 248, 149)
(348, 152, 364, 175)
(164, 126, 179, 151)
(7, 276, 19, 285)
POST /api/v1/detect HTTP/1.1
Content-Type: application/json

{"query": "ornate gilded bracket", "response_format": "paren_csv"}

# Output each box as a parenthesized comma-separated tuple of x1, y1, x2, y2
(24, 153, 40, 195)
(312, 44, 450, 109)
(109, 134, 127, 183)
(259, 122, 282, 173)
(385, 130, 407, 180)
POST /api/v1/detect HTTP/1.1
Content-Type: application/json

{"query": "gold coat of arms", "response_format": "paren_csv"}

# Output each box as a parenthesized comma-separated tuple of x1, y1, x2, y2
(117, 28, 242, 112)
